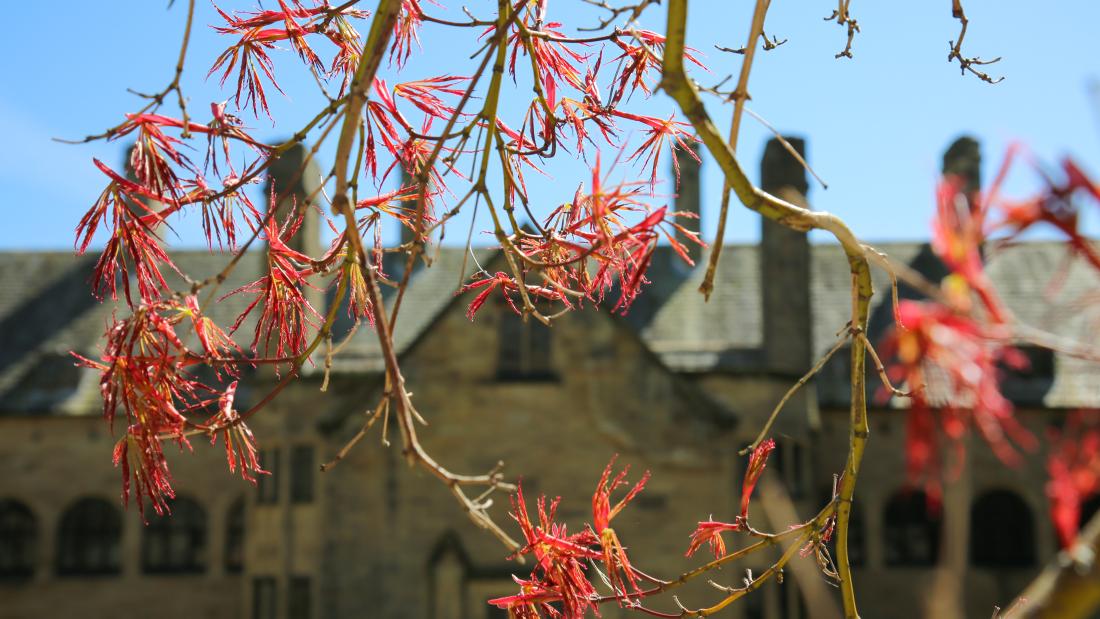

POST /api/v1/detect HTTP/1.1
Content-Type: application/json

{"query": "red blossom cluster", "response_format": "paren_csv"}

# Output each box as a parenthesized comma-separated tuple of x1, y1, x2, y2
(493, 445, 808, 616)
(225, 215, 322, 360)
(685, 439, 775, 559)
(75, 0, 719, 524)
(73, 298, 260, 518)
(462, 157, 703, 320)
(991, 148, 1100, 272)
(490, 458, 649, 617)
(210, 0, 369, 115)
(878, 300, 1036, 505)
(881, 151, 1100, 510)
(1046, 410, 1100, 547)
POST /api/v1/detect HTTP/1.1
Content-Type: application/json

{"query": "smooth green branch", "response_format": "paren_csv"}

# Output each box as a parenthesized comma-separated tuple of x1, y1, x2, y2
(660, 1, 873, 616)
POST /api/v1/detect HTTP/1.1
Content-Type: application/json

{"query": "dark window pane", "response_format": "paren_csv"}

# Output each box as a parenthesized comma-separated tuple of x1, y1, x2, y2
(498, 311, 523, 372)
(884, 490, 941, 566)
(258, 449, 281, 504)
(0, 500, 37, 580)
(291, 446, 315, 504)
(142, 497, 207, 574)
(289, 576, 311, 619)
(253, 577, 277, 619)
(57, 498, 121, 576)
(743, 583, 765, 619)
(778, 578, 809, 618)
(1081, 494, 1100, 530)
(226, 498, 245, 573)
(970, 490, 1035, 567)
(773, 441, 807, 500)
(497, 311, 554, 381)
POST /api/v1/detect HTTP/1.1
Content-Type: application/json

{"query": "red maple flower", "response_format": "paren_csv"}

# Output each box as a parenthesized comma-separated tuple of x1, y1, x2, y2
(391, 0, 426, 67)
(210, 9, 287, 118)
(364, 78, 411, 181)
(591, 456, 650, 601)
(205, 102, 274, 178)
(989, 155, 1100, 273)
(611, 110, 699, 187)
(210, 2, 369, 114)
(185, 295, 241, 364)
(73, 301, 219, 517)
(685, 520, 740, 560)
(225, 214, 321, 359)
(740, 438, 775, 520)
(610, 29, 704, 105)
(208, 381, 266, 482)
(507, 19, 587, 110)
(457, 271, 568, 321)
(488, 575, 564, 619)
(113, 427, 182, 519)
(504, 483, 602, 618)
(394, 75, 468, 120)
(931, 175, 1007, 322)
(1047, 410, 1100, 548)
(556, 55, 619, 154)
(878, 300, 1037, 503)
(76, 160, 181, 306)
(113, 113, 203, 200)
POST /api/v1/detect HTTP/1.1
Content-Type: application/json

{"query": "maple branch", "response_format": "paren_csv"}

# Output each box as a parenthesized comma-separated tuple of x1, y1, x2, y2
(741, 332, 850, 455)
(824, 0, 859, 59)
(661, 2, 872, 615)
(326, 0, 521, 552)
(56, 0, 197, 144)
(1003, 511, 1100, 618)
(698, 0, 769, 300)
(948, 0, 1003, 84)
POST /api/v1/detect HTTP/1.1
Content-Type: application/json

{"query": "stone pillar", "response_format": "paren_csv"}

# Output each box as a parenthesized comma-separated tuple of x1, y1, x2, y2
(760, 137, 812, 377)
(673, 142, 703, 264)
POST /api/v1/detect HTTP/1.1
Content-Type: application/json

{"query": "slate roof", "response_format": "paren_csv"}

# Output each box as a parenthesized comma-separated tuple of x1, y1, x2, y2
(643, 241, 1100, 408)
(1, 240, 1098, 415)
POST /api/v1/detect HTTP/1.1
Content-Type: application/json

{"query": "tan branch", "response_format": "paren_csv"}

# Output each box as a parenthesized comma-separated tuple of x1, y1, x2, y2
(661, 3, 873, 615)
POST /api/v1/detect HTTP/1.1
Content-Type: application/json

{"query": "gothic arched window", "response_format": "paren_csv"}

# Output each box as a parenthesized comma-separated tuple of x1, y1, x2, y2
(142, 497, 206, 573)
(57, 498, 121, 576)
(970, 489, 1035, 567)
(226, 497, 245, 573)
(0, 499, 37, 580)
(883, 490, 941, 567)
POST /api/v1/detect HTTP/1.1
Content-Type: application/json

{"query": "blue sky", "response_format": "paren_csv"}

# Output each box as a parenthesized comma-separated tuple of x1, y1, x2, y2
(2, 1, 1099, 249)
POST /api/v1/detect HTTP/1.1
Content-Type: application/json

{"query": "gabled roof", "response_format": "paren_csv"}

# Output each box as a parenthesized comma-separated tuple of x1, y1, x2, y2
(0, 251, 266, 414)
(328, 248, 495, 373)
(640, 241, 1100, 408)
(1, 240, 1098, 415)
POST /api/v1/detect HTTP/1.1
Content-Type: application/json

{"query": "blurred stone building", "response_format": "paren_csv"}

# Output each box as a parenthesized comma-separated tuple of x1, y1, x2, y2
(1, 138, 1099, 619)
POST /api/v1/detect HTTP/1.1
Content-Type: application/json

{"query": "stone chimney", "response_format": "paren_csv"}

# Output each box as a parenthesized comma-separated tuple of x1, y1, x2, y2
(265, 142, 323, 258)
(123, 143, 164, 229)
(760, 137, 812, 377)
(941, 135, 981, 198)
(265, 142, 324, 320)
(673, 142, 703, 264)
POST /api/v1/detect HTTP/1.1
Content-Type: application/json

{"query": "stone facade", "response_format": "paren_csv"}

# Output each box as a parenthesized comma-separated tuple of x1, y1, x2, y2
(1, 138, 1099, 619)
